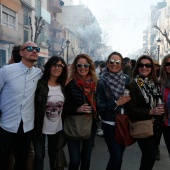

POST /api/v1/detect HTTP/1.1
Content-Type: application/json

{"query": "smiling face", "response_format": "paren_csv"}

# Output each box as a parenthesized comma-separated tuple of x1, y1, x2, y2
(138, 59, 152, 77)
(107, 54, 122, 73)
(50, 60, 64, 79)
(76, 58, 90, 79)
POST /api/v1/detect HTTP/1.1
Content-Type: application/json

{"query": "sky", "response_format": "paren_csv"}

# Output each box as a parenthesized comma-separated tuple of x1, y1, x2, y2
(73, 0, 160, 57)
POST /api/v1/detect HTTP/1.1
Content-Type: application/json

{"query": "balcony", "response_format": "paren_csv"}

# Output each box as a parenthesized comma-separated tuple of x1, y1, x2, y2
(48, 0, 62, 13)
(50, 20, 62, 33)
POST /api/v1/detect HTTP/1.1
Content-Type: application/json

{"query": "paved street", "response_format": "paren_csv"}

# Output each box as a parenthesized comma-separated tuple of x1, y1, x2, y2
(44, 135, 170, 170)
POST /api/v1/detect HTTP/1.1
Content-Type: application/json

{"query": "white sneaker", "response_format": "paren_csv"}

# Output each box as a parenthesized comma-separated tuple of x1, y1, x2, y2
(97, 129, 104, 137)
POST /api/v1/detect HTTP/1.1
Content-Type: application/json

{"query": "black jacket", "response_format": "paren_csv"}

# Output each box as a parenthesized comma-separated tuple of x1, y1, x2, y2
(34, 78, 65, 133)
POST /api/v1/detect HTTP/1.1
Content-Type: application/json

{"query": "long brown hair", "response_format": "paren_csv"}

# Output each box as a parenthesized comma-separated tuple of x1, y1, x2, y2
(132, 55, 157, 83)
(69, 54, 98, 85)
(159, 54, 170, 85)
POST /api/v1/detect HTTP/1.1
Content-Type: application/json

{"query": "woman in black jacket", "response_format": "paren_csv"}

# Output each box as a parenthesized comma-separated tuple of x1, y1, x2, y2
(125, 55, 164, 170)
(62, 54, 98, 170)
(33, 56, 67, 170)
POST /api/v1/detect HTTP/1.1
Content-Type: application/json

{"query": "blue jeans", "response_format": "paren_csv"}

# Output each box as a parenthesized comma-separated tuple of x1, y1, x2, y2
(33, 132, 60, 170)
(67, 123, 97, 170)
(102, 122, 125, 170)
(163, 126, 170, 156)
(0, 121, 32, 170)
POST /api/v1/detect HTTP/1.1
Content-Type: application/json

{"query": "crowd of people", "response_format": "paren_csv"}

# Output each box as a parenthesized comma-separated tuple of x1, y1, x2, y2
(0, 41, 170, 170)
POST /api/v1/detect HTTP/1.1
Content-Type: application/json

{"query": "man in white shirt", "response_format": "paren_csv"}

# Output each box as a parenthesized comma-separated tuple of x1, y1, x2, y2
(0, 41, 42, 170)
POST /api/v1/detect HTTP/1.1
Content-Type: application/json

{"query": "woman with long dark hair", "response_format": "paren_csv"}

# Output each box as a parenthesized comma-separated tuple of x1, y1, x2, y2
(33, 56, 67, 170)
(125, 55, 164, 170)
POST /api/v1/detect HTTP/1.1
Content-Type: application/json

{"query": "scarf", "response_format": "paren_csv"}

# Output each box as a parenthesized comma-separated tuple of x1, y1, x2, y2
(135, 75, 161, 109)
(101, 67, 125, 100)
(74, 73, 97, 116)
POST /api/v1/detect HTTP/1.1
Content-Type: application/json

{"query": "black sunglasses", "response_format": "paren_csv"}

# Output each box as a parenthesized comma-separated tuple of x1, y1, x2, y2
(76, 64, 90, 68)
(109, 59, 121, 65)
(51, 64, 65, 69)
(21, 46, 40, 52)
(138, 63, 152, 68)
(165, 62, 170, 67)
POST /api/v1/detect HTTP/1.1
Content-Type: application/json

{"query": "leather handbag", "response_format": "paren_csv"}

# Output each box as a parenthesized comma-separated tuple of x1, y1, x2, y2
(64, 114, 92, 140)
(115, 114, 136, 146)
(129, 119, 154, 138)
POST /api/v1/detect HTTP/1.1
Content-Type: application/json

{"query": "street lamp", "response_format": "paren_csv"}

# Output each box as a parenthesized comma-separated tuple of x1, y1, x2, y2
(157, 38, 161, 64)
(66, 39, 70, 64)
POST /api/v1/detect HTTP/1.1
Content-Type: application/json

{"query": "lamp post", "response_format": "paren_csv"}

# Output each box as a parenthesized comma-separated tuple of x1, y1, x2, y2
(157, 38, 161, 64)
(66, 39, 70, 64)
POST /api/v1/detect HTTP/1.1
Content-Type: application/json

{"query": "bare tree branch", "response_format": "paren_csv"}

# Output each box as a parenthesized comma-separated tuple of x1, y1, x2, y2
(154, 25, 170, 44)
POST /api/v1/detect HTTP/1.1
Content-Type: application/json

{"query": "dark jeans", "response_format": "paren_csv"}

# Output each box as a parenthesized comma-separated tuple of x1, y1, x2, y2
(153, 118, 163, 152)
(67, 123, 97, 170)
(0, 121, 33, 170)
(102, 122, 125, 170)
(33, 132, 60, 170)
(163, 126, 170, 156)
(137, 136, 155, 170)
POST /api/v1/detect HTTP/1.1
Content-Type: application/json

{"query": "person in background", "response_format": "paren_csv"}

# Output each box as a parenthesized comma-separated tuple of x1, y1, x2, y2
(131, 59, 136, 71)
(125, 55, 164, 170)
(33, 56, 67, 170)
(96, 51, 131, 170)
(153, 59, 161, 77)
(8, 45, 22, 64)
(63, 54, 98, 170)
(159, 54, 170, 159)
(122, 57, 132, 78)
(0, 41, 42, 170)
(152, 59, 162, 160)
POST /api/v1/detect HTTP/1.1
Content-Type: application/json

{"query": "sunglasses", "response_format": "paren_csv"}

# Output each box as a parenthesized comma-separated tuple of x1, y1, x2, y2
(165, 62, 170, 67)
(109, 59, 121, 65)
(21, 46, 40, 52)
(76, 64, 90, 68)
(51, 64, 65, 69)
(138, 63, 152, 68)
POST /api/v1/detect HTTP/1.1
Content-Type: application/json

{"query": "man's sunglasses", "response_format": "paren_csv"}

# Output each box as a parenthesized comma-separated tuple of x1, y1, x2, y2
(109, 59, 121, 65)
(165, 62, 170, 67)
(21, 46, 40, 52)
(138, 63, 152, 68)
(51, 64, 65, 69)
(76, 64, 90, 68)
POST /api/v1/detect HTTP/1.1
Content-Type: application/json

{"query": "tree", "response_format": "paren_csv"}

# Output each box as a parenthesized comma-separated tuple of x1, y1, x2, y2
(29, 16, 45, 43)
(154, 25, 170, 45)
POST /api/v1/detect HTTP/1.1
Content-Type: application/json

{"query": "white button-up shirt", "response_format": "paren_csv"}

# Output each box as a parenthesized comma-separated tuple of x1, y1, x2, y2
(0, 62, 42, 133)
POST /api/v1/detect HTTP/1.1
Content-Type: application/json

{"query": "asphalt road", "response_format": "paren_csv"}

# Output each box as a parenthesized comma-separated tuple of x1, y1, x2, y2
(44, 135, 170, 170)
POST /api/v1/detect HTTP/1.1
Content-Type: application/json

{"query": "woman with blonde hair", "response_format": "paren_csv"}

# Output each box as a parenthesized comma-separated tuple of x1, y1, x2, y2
(63, 54, 98, 170)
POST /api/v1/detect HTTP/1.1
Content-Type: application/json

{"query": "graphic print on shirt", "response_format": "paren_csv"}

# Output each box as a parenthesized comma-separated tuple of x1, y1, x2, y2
(46, 101, 64, 122)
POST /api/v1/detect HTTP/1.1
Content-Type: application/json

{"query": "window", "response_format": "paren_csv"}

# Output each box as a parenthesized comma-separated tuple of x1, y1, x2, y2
(24, 30, 29, 42)
(24, 9, 29, 25)
(1, 5, 16, 29)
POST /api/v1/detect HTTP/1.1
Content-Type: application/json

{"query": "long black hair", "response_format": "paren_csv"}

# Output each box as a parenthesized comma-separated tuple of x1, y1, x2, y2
(42, 56, 67, 86)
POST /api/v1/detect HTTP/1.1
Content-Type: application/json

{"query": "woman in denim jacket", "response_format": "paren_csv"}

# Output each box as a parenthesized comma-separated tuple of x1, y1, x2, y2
(96, 51, 131, 170)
